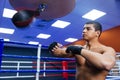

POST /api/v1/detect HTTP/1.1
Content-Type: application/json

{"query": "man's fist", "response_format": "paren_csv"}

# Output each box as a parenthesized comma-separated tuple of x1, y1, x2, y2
(48, 42, 58, 53)
(66, 45, 83, 55)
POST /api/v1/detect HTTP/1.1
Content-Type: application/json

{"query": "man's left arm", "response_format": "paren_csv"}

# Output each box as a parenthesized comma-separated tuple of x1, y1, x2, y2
(80, 47, 116, 70)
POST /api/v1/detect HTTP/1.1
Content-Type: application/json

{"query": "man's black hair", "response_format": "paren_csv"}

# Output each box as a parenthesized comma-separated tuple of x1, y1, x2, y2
(85, 21, 102, 37)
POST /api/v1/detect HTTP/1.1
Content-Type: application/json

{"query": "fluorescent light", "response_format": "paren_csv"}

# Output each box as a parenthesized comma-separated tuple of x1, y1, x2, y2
(28, 41, 39, 45)
(2, 8, 17, 18)
(37, 33, 51, 39)
(0, 28, 15, 34)
(4, 38, 10, 41)
(65, 38, 78, 42)
(82, 9, 106, 20)
(51, 20, 71, 28)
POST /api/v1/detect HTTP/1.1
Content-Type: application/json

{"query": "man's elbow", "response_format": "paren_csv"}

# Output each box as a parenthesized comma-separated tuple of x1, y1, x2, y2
(104, 60, 116, 71)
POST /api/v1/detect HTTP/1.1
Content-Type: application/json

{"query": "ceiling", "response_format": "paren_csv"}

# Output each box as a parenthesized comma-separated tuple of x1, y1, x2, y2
(0, 0, 120, 48)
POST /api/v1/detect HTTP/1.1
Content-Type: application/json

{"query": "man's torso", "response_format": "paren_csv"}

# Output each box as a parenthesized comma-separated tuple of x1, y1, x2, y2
(75, 44, 109, 80)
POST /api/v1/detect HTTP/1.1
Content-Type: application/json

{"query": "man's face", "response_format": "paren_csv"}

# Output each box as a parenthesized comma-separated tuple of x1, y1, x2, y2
(82, 24, 98, 40)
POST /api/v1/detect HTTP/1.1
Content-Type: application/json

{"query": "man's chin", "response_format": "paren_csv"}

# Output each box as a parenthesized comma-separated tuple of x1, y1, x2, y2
(82, 38, 88, 41)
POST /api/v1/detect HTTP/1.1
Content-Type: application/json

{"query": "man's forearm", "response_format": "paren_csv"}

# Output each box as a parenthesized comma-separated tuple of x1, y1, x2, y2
(81, 49, 115, 70)
(58, 48, 74, 57)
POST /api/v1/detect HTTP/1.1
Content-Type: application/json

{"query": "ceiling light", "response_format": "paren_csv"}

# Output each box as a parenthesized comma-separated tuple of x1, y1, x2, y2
(37, 33, 51, 39)
(51, 20, 71, 28)
(65, 38, 78, 42)
(82, 9, 106, 20)
(2, 8, 17, 18)
(28, 41, 39, 45)
(4, 38, 10, 41)
(0, 28, 15, 34)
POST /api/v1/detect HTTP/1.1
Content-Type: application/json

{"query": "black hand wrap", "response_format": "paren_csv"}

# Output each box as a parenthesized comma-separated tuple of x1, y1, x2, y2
(66, 46, 83, 55)
(48, 42, 58, 53)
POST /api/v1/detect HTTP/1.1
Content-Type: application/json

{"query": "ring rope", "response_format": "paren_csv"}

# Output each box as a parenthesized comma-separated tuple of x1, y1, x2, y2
(2, 60, 75, 64)
(3, 40, 48, 49)
(2, 54, 75, 61)
(0, 70, 76, 73)
(0, 75, 120, 79)
(0, 74, 75, 79)
(1, 66, 76, 69)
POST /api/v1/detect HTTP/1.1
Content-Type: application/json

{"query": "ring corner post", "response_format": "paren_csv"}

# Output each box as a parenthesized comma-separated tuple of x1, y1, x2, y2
(62, 61, 68, 80)
(36, 44, 41, 80)
(0, 39, 4, 70)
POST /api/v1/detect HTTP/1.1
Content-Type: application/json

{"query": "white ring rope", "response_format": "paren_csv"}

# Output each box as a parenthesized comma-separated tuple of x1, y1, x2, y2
(0, 75, 120, 80)
(1, 66, 33, 68)
(2, 61, 33, 63)
(0, 75, 35, 79)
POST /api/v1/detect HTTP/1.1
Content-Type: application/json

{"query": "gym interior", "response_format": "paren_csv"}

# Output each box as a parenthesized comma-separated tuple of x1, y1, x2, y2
(0, 0, 120, 80)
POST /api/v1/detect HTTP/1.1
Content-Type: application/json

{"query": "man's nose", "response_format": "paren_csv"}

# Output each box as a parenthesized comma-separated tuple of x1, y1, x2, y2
(83, 29, 87, 33)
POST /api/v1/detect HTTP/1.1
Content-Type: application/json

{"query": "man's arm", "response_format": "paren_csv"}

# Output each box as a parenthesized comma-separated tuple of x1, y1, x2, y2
(81, 47, 116, 70)
(48, 42, 116, 70)
(64, 45, 116, 70)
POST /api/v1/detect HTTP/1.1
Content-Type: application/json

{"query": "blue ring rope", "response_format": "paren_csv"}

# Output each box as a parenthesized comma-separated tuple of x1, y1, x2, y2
(0, 70, 76, 73)
(3, 41, 48, 49)
(2, 54, 75, 61)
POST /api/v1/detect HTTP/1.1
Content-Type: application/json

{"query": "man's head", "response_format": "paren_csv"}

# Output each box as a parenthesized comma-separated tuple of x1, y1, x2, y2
(82, 21, 102, 40)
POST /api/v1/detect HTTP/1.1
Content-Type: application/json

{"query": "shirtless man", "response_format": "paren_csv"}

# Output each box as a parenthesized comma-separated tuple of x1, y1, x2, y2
(48, 21, 116, 80)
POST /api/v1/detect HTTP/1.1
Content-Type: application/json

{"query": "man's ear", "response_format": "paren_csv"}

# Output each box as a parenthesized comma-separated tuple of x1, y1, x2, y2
(96, 30, 100, 37)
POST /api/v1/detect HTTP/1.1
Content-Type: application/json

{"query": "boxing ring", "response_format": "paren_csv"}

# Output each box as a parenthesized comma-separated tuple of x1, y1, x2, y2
(0, 39, 120, 80)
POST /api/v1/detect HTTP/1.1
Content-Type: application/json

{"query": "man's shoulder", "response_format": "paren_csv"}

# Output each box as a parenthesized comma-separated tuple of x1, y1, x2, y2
(101, 44, 115, 53)
(101, 44, 114, 49)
